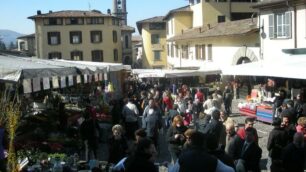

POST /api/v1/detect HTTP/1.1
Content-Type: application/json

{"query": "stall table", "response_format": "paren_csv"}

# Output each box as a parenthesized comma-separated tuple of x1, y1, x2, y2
(239, 107, 257, 118)
(256, 105, 273, 124)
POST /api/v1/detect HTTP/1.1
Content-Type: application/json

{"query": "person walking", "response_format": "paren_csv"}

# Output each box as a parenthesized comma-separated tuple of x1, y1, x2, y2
(142, 99, 162, 147)
(122, 98, 139, 140)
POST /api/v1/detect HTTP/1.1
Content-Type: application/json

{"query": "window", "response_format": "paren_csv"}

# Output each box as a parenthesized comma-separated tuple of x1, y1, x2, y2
(113, 30, 117, 43)
(48, 52, 62, 59)
(87, 17, 104, 24)
(195, 45, 201, 60)
(151, 34, 160, 44)
(70, 31, 82, 44)
(171, 44, 174, 57)
(149, 23, 166, 30)
(71, 51, 83, 60)
(19, 42, 26, 50)
(66, 18, 84, 25)
(190, 0, 194, 5)
(125, 35, 129, 48)
(207, 44, 212, 61)
(92, 50, 103, 62)
(91, 31, 102, 43)
(112, 18, 119, 25)
(114, 49, 118, 61)
(167, 44, 170, 56)
(218, 16, 226, 23)
(269, 12, 291, 39)
(175, 45, 178, 58)
(201, 44, 206, 60)
(182, 45, 188, 59)
(44, 18, 62, 25)
(154, 51, 161, 61)
(48, 32, 60, 45)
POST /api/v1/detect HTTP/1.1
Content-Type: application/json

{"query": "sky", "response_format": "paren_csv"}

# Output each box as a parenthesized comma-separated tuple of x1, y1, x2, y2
(0, 0, 188, 35)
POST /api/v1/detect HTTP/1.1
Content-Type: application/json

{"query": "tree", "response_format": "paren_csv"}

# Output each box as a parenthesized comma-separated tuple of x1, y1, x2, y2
(0, 42, 6, 50)
(9, 41, 16, 50)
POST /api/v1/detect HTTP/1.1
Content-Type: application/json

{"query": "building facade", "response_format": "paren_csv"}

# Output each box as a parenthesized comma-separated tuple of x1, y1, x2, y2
(253, 0, 306, 62)
(17, 33, 36, 56)
(165, 0, 260, 69)
(29, 10, 123, 62)
(136, 16, 167, 69)
(131, 35, 143, 68)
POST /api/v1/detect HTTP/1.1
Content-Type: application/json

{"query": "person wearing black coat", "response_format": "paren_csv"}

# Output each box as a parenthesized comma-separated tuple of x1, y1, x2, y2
(236, 127, 262, 172)
(282, 132, 305, 172)
(266, 118, 288, 172)
(202, 110, 224, 147)
(108, 125, 128, 164)
(124, 138, 158, 172)
(167, 115, 188, 163)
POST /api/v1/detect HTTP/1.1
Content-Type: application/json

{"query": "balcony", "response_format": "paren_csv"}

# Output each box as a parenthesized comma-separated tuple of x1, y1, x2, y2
(151, 44, 164, 51)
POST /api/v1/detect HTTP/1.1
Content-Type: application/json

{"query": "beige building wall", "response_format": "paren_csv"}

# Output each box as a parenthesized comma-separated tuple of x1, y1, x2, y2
(190, 2, 257, 27)
(35, 17, 122, 62)
(174, 13, 193, 35)
(141, 23, 167, 69)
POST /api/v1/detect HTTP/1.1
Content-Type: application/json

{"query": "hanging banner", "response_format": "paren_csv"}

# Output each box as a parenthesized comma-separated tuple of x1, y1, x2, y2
(98, 73, 103, 81)
(60, 76, 66, 88)
(32, 77, 41, 92)
(22, 79, 32, 94)
(76, 75, 81, 84)
(43, 77, 50, 90)
(104, 73, 108, 80)
(68, 75, 74, 86)
(95, 74, 99, 82)
(88, 75, 92, 83)
(84, 74, 88, 83)
(52, 76, 59, 88)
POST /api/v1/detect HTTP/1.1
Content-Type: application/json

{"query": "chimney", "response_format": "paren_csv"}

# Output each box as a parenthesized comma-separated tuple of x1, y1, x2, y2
(207, 23, 211, 30)
(37, 10, 41, 15)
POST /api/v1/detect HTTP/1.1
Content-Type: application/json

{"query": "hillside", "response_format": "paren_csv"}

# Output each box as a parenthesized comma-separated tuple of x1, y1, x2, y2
(0, 29, 24, 46)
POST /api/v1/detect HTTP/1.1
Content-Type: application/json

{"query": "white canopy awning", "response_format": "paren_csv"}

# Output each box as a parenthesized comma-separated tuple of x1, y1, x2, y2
(222, 54, 306, 80)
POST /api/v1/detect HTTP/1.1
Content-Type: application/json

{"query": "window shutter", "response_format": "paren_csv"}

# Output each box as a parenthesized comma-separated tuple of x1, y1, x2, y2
(57, 32, 61, 44)
(285, 12, 292, 38)
(268, 14, 274, 38)
(48, 32, 51, 44)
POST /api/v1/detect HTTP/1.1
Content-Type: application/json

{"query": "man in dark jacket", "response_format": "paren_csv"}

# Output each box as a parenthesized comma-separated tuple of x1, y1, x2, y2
(236, 127, 262, 172)
(169, 131, 234, 172)
(282, 132, 305, 172)
(202, 109, 224, 147)
(267, 117, 288, 172)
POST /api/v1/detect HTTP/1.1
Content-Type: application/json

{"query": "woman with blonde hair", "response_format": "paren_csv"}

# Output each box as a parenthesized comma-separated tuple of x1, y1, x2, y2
(167, 115, 188, 163)
(296, 117, 306, 140)
(108, 124, 128, 164)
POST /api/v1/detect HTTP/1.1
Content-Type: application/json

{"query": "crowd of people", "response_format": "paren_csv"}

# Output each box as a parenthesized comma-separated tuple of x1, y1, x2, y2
(79, 80, 306, 172)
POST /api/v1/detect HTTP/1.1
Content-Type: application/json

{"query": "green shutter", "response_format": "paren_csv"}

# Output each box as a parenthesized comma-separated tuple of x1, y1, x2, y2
(268, 14, 274, 38)
(285, 12, 292, 38)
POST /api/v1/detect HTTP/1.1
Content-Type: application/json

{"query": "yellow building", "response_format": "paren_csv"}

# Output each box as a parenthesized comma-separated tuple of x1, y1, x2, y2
(29, 10, 123, 63)
(136, 16, 167, 69)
